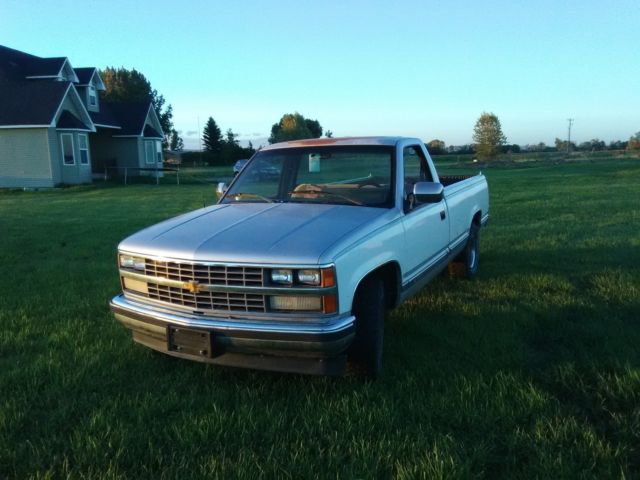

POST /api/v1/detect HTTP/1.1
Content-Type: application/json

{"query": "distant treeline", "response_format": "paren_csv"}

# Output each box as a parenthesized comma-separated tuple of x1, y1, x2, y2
(427, 139, 631, 156)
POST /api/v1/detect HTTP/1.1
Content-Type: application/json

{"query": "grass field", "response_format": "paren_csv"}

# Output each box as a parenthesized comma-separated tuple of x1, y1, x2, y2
(1, 157, 639, 478)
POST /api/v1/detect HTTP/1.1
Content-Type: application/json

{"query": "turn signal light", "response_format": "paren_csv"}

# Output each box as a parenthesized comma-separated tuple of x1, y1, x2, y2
(322, 294, 337, 314)
(321, 268, 335, 288)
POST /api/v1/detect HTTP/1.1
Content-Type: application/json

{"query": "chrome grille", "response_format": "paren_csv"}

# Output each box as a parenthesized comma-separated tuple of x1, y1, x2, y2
(144, 259, 266, 312)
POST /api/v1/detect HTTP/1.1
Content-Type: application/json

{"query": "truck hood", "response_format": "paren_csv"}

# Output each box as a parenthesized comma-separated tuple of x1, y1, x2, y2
(119, 202, 388, 265)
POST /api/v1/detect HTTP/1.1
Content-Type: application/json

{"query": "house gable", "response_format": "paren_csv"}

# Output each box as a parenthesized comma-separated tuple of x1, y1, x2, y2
(143, 104, 164, 138)
(52, 84, 95, 132)
(109, 102, 163, 139)
(74, 68, 106, 113)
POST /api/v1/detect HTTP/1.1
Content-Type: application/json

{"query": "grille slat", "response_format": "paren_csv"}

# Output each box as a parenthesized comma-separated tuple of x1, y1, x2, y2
(144, 259, 266, 312)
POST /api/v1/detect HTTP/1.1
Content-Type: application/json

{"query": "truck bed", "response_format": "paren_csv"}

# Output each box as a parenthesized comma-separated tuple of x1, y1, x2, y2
(439, 174, 476, 187)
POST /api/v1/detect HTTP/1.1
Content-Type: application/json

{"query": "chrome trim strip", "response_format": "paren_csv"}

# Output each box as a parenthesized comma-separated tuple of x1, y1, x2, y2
(481, 213, 490, 225)
(449, 232, 469, 251)
(111, 295, 354, 335)
(119, 270, 337, 295)
(404, 248, 449, 285)
(118, 250, 335, 270)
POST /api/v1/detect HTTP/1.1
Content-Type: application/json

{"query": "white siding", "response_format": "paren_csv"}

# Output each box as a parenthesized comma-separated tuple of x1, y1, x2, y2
(0, 128, 54, 188)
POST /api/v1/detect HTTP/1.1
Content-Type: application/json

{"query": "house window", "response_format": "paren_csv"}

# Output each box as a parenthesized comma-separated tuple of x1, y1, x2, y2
(156, 141, 162, 164)
(78, 134, 90, 165)
(145, 141, 155, 164)
(88, 85, 97, 106)
(61, 133, 75, 165)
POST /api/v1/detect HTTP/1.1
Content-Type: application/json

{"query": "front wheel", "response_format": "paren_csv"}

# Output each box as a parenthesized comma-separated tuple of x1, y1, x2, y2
(348, 276, 385, 378)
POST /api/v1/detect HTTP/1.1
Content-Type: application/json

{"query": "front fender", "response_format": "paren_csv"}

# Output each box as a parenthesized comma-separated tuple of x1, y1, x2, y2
(330, 217, 404, 315)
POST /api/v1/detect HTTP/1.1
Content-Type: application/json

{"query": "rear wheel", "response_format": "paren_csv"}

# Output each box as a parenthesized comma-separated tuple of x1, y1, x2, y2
(449, 223, 480, 279)
(348, 276, 385, 378)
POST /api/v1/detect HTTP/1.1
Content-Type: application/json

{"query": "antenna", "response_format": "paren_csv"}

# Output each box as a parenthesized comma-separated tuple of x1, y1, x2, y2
(567, 118, 574, 154)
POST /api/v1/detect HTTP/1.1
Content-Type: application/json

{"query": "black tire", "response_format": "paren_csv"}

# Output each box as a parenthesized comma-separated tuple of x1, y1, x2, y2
(449, 223, 480, 279)
(349, 276, 385, 378)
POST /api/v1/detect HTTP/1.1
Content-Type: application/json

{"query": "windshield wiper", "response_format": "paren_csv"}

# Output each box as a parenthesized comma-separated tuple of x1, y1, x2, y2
(230, 192, 274, 203)
(289, 188, 363, 206)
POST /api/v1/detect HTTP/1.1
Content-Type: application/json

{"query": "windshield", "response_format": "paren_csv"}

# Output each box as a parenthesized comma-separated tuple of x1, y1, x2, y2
(222, 146, 394, 208)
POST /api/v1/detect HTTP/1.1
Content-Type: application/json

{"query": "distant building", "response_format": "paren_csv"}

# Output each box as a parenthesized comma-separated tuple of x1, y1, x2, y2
(0, 45, 164, 187)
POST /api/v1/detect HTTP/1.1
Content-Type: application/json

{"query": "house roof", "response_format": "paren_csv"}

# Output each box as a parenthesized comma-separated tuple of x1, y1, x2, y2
(73, 67, 95, 84)
(56, 110, 92, 130)
(89, 106, 121, 129)
(0, 81, 71, 126)
(73, 67, 106, 90)
(26, 57, 67, 77)
(0, 45, 67, 79)
(106, 102, 154, 135)
(0, 45, 162, 137)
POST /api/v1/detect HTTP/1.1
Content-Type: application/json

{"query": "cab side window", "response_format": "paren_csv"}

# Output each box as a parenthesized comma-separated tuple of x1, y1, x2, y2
(403, 145, 433, 211)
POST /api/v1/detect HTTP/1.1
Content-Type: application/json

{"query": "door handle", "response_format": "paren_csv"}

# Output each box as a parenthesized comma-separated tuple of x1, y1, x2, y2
(440, 210, 446, 220)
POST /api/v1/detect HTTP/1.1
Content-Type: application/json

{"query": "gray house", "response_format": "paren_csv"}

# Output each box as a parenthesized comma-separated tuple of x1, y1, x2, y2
(0, 45, 164, 188)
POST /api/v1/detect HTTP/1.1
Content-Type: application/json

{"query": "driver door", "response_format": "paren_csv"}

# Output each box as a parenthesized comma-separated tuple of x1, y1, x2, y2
(400, 145, 450, 284)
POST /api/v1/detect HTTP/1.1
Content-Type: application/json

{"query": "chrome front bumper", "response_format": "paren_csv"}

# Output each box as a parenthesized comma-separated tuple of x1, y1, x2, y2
(110, 294, 355, 375)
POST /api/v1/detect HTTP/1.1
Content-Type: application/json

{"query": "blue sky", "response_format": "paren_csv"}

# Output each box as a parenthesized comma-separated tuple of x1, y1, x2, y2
(2, 0, 638, 149)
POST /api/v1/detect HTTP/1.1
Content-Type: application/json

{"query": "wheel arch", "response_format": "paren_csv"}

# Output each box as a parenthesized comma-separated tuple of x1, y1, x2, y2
(472, 209, 482, 227)
(352, 261, 402, 312)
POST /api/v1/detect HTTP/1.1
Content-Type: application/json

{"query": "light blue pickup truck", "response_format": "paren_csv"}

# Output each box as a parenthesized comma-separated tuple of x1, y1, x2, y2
(110, 137, 489, 377)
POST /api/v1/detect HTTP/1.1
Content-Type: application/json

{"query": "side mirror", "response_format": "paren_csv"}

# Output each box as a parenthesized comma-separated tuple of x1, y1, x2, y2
(413, 182, 444, 203)
(216, 182, 228, 195)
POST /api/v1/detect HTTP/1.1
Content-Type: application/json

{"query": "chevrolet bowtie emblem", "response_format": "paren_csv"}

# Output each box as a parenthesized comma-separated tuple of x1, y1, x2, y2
(183, 280, 203, 293)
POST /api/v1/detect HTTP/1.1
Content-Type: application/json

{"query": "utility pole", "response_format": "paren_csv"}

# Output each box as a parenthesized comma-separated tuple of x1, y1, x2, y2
(197, 116, 202, 167)
(567, 118, 574, 154)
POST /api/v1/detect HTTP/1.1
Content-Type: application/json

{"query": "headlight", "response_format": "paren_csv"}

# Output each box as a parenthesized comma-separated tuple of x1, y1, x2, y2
(271, 269, 293, 284)
(271, 268, 335, 286)
(119, 255, 145, 271)
(297, 269, 321, 285)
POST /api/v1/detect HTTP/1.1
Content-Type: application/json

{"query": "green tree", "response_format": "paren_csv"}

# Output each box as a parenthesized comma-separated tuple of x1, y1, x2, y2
(427, 139, 446, 155)
(578, 139, 605, 151)
(269, 112, 323, 144)
(472, 112, 507, 160)
(202, 117, 223, 154)
(325, 130, 333, 138)
(99, 67, 174, 149)
(169, 129, 184, 151)
(304, 119, 323, 138)
(608, 140, 628, 150)
(220, 128, 244, 164)
(628, 132, 640, 151)
(224, 128, 239, 146)
(555, 137, 576, 152)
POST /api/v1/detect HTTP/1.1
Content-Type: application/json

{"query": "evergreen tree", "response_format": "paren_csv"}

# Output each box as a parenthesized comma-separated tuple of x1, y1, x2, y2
(202, 117, 223, 154)
(225, 128, 239, 146)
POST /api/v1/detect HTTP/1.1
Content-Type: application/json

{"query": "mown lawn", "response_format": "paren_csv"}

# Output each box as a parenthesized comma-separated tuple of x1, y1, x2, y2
(1, 158, 639, 478)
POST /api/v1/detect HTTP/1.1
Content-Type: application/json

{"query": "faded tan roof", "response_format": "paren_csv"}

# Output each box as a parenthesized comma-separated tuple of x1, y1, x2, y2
(261, 136, 404, 150)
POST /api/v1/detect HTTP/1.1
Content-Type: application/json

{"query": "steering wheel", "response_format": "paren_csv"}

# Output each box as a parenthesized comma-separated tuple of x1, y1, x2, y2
(357, 179, 382, 188)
